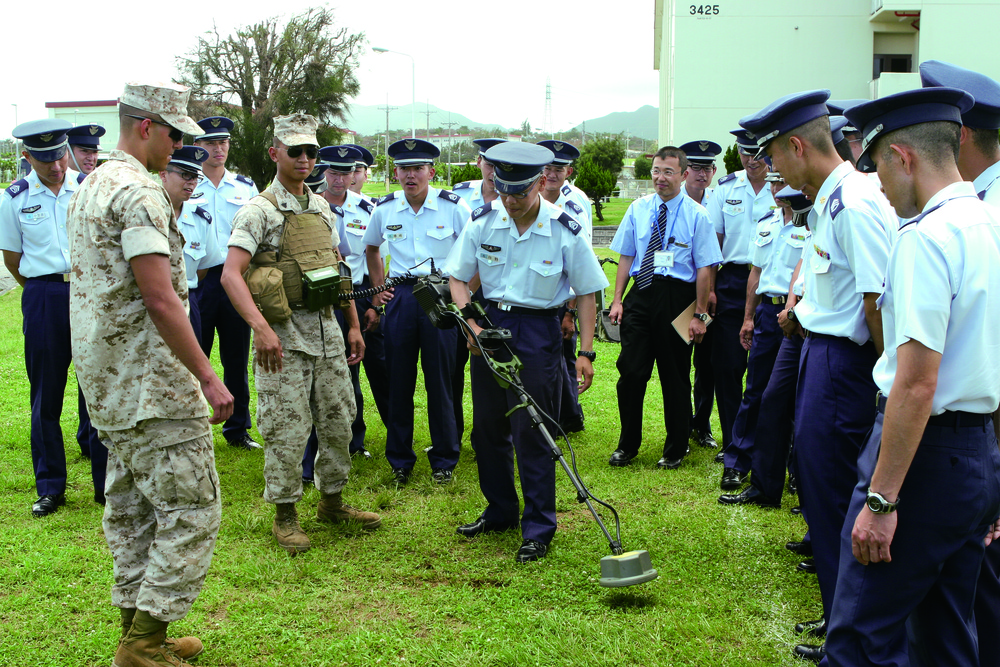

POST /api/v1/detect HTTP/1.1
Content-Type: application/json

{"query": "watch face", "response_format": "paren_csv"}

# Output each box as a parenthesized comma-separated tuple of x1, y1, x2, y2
(867, 496, 881, 513)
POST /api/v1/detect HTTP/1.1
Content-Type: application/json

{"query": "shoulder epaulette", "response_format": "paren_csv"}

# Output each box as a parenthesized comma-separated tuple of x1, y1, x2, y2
(566, 199, 584, 215)
(828, 186, 846, 220)
(5, 179, 28, 198)
(376, 192, 396, 206)
(438, 189, 461, 204)
(76, 172, 87, 184)
(195, 206, 212, 223)
(717, 172, 737, 186)
(358, 198, 374, 214)
(561, 183, 573, 196)
(236, 174, 254, 186)
(556, 212, 582, 236)
(454, 181, 472, 190)
(471, 201, 494, 221)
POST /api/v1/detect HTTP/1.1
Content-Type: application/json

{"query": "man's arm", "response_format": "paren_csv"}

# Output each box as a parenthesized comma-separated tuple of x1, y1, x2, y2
(863, 292, 884, 357)
(740, 266, 762, 350)
(366, 245, 394, 307)
(219, 247, 284, 373)
(778, 259, 804, 337)
(851, 339, 940, 566)
(131, 253, 233, 423)
(575, 292, 597, 393)
(688, 266, 711, 344)
(2, 250, 25, 287)
(449, 276, 484, 355)
(608, 255, 633, 325)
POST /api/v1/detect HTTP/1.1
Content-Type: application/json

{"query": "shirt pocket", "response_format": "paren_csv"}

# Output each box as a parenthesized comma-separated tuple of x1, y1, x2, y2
(18, 208, 53, 249)
(809, 251, 834, 307)
(476, 248, 506, 284)
(779, 234, 807, 268)
(424, 225, 455, 257)
(527, 259, 563, 302)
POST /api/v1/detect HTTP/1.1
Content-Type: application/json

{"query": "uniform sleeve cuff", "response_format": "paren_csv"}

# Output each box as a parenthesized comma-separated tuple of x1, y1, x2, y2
(122, 227, 170, 261)
(227, 230, 258, 255)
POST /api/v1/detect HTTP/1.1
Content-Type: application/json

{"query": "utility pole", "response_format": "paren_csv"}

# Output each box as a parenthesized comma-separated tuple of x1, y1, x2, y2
(543, 78, 553, 139)
(422, 100, 433, 140)
(443, 115, 458, 184)
(378, 95, 398, 189)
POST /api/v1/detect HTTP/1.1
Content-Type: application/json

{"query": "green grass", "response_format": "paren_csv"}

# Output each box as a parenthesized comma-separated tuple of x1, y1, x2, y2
(0, 256, 820, 666)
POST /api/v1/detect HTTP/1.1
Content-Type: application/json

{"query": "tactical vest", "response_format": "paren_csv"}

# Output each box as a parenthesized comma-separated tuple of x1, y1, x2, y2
(250, 191, 337, 308)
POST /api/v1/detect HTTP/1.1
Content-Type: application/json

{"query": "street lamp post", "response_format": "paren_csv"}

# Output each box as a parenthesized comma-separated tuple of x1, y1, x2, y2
(372, 47, 415, 139)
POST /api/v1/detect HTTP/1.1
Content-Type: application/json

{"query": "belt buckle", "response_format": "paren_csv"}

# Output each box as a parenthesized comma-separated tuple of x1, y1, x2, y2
(497, 301, 512, 312)
(62, 273, 70, 283)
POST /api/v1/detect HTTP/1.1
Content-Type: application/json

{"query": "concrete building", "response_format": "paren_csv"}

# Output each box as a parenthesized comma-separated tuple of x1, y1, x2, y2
(46, 100, 120, 155)
(654, 0, 1000, 181)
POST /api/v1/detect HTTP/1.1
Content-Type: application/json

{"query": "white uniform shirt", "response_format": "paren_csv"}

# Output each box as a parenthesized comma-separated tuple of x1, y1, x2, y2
(177, 202, 220, 290)
(752, 211, 812, 298)
(706, 170, 775, 265)
(444, 197, 608, 310)
(873, 181, 1000, 414)
(331, 190, 375, 285)
(793, 161, 895, 343)
(190, 168, 258, 267)
(0, 169, 82, 277)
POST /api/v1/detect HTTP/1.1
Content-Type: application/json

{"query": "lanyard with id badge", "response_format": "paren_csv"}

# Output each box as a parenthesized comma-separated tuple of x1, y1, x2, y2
(653, 204, 679, 269)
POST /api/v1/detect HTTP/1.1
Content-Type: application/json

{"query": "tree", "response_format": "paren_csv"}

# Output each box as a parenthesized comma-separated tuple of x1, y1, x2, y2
(574, 137, 626, 221)
(176, 7, 364, 186)
(449, 162, 481, 187)
(633, 155, 652, 180)
(520, 119, 532, 138)
(723, 144, 742, 175)
(579, 136, 625, 178)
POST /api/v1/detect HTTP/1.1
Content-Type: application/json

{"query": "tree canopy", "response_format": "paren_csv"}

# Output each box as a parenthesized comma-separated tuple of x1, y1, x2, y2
(574, 137, 626, 221)
(176, 8, 363, 186)
(633, 155, 652, 180)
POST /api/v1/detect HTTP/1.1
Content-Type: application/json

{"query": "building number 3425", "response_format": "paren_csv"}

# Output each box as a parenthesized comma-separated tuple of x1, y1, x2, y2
(690, 4, 720, 14)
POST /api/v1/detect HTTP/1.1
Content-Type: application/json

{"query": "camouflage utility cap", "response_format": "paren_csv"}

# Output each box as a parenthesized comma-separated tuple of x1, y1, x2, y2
(121, 81, 203, 136)
(274, 114, 319, 147)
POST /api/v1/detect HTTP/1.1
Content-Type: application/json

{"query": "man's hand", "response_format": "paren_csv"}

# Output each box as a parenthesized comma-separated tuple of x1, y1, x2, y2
(576, 356, 595, 394)
(363, 307, 380, 332)
(465, 321, 485, 356)
(561, 311, 576, 340)
(740, 318, 754, 351)
(201, 376, 234, 425)
(851, 505, 897, 565)
(707, 290, 717, 317)
(689, 318, 707, 345)
(986, 518, 1000, 547)
(346, 327, 365, 366)
(254, 325, 284, 373)
(609, 301, 623, 325)
(778, 309, 804, 338)
(372, 287, 394, 308)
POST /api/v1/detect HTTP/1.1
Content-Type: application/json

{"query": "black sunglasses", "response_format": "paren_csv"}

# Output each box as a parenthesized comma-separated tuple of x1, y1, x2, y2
(283, 145, 319, 159)
(126, 114, 183, 142)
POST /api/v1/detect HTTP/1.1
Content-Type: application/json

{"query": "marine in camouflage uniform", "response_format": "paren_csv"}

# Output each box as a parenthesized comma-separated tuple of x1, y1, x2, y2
(222, 113, 380, 554)
(68, 81, 233, 667)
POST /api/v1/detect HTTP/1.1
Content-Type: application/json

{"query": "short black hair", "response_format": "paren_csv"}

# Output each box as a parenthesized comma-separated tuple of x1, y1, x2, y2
(877, 121, 961, 170)
(653, 146, 688, 171)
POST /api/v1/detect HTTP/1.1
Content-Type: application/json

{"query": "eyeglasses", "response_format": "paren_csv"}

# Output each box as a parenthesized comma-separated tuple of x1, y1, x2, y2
(688, 163, 715, 173)
(165, 168, 201, 183)
(283, 145, 319, 159)
(499, 186, 536, 200)
(125, 114, 183, 142)
(651, 169, 680, 177)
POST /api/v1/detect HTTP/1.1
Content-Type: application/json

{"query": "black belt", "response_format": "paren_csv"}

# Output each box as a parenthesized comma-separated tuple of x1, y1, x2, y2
(206, 265, 223, 275)
(803, 329, 838, 340)
(650, 274, 693, 285)
(723, 263, 750, 272)
(28, 273, 70, 283)
(877, 393, 990, 428)
(488, 300, 559, 317)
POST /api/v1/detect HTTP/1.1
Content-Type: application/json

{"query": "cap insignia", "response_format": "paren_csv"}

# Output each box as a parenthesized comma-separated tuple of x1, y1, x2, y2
(338, 148, 348, 157)
(39, 134, 53, 142)
(195, 149, 206, 160)
(699, 141, 710, 151)
(405, 139, 417, 150)
(553, 142, 564, 152)
(89, 125, 99, 135)
(211, 118, 222, 128)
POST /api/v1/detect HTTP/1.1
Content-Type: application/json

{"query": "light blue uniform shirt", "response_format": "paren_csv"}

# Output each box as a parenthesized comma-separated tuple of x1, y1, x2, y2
(331, 190, 375, 285)
(445, 197, 608, 309)
(453, 180, 490, 209)
(610, 192, 722, 284)
(0, 168, 82, 277)
(794, 161, 895, 344)
(190, 168, 258, 267)
(873, 181, 1000, 414)
(683, 183, 713, 208)
(363, 187, 471, 278)
(974, 159, 1000, 205)
(752, 210, 812, 297)
(177, 202, 220, 290)
(706, 170, 775, 265)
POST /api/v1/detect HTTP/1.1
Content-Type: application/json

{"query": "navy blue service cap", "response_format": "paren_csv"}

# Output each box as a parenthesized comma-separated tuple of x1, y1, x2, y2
(484, 143, 554, 195)
(169, 145, 210, 173)
(306, 163, 330, 192)
(13, 119, 72, 161)
(827, 100, 868, 131)
(920, 60, 1000, 129)
(536, 139, 580, 164)
(740, 89, 832, 158)
(843, 87, 974, 173)
(473, 138, 507, 155)
(319, 145, 362, 172)
(680, 140, 722, 163)
(388, 138, 440, 166)
(764, 171, 784, 183)
(196, 116, 234, 140)
(830, 116, 850, 144)
(775, 185, 813, 214)
(345, 143, 374, 167)
(67, 124, 105, 149)
(729, 128, 757, 154)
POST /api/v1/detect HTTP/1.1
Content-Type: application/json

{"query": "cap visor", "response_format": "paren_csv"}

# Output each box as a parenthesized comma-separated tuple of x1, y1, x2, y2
(27, 146, 68, 162)
(162, 113, 205, 137)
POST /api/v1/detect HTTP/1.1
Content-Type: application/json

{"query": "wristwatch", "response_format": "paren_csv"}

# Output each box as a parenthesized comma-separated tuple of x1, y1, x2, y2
(578, 350, 597, 362)
(787, 308, 797, 322)
(374, 305, 385, 316)
(693, 312, 710, 322)
(866, 488, 898, 514)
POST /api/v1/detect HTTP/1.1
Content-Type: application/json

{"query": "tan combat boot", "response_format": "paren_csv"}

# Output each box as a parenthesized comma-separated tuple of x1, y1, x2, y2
(273, 502, 311, 553)
(119, 608, 204, 661)
(316, 491, 382, 530)
(112, 610, 191, 667)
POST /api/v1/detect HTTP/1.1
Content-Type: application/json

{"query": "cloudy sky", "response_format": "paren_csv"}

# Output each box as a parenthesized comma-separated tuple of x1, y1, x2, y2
(2, 0, 659, 136)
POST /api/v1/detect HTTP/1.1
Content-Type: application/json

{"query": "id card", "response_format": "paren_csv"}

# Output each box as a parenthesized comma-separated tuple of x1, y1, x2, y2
(654, 251, 674, 268)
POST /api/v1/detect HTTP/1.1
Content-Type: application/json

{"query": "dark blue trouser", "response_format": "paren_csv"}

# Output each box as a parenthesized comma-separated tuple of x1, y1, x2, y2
(723, 300, 785, 472)
(711, 265, 750, 449)
(198, 266, 252, 440)
(471, 307, 562, 544)
(794, 334, 878, 623)
(825, 411, 1000, 667)
(382, 284, 459, 471)
(558, 304, 583, 426)
(975, 540, 1000, 667)
(691, 326, 715, 433)
(23, 278, 107, 500)
(188, 284, 203, 349)
(750, 334, 803, 501)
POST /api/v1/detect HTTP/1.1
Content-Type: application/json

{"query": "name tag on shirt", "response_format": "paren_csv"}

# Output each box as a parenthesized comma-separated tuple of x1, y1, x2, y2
(654, 251, 674, 268)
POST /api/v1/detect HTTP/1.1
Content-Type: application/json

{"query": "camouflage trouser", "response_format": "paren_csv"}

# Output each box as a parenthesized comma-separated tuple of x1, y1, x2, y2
(256, 349, 356, 504)
(100, 418, 221, 622)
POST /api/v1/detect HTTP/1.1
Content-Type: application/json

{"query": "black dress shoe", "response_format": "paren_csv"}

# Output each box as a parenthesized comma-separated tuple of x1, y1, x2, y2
(351, 448, 373, 460)
(692, 429, 718, 448)
(797, 558, 817, 574)
(391, 468, 412, 484)
(227, 433, 262, 450)
(608, 449, 637, 467)
(32, 493, 66, 517)
(302, 476, 314, 487)
(657, 456, 683, 469)
(516, 539, 548, 563)
(791, 505, 803, 515)
(794, 618, 827, 638)
(456, 516, 518, 538)
(714, 450, 725, 463)
(561, 415, 585, 434)
(431, 468, 453, 484)
(787, 474, 798, 495)
(793, 643, 825, 662)
(718, 486, 780, 508)
(785, 540, 813, 557)
(720, 467, 748, 491)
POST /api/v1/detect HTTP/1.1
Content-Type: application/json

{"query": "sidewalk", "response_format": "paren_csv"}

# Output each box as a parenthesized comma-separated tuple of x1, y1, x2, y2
(0, 263, 16, 296)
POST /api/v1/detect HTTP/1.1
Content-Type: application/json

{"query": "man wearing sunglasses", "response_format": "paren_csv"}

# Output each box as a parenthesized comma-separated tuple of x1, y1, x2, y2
(1, 119, 107, 517)
(191, 116, 261, 452)
(223, 114, 379, 554)
(68, 80, 233, 667)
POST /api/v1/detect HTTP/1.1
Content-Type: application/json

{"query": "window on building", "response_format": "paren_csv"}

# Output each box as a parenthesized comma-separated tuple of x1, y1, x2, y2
(873, 54, 912, 79)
